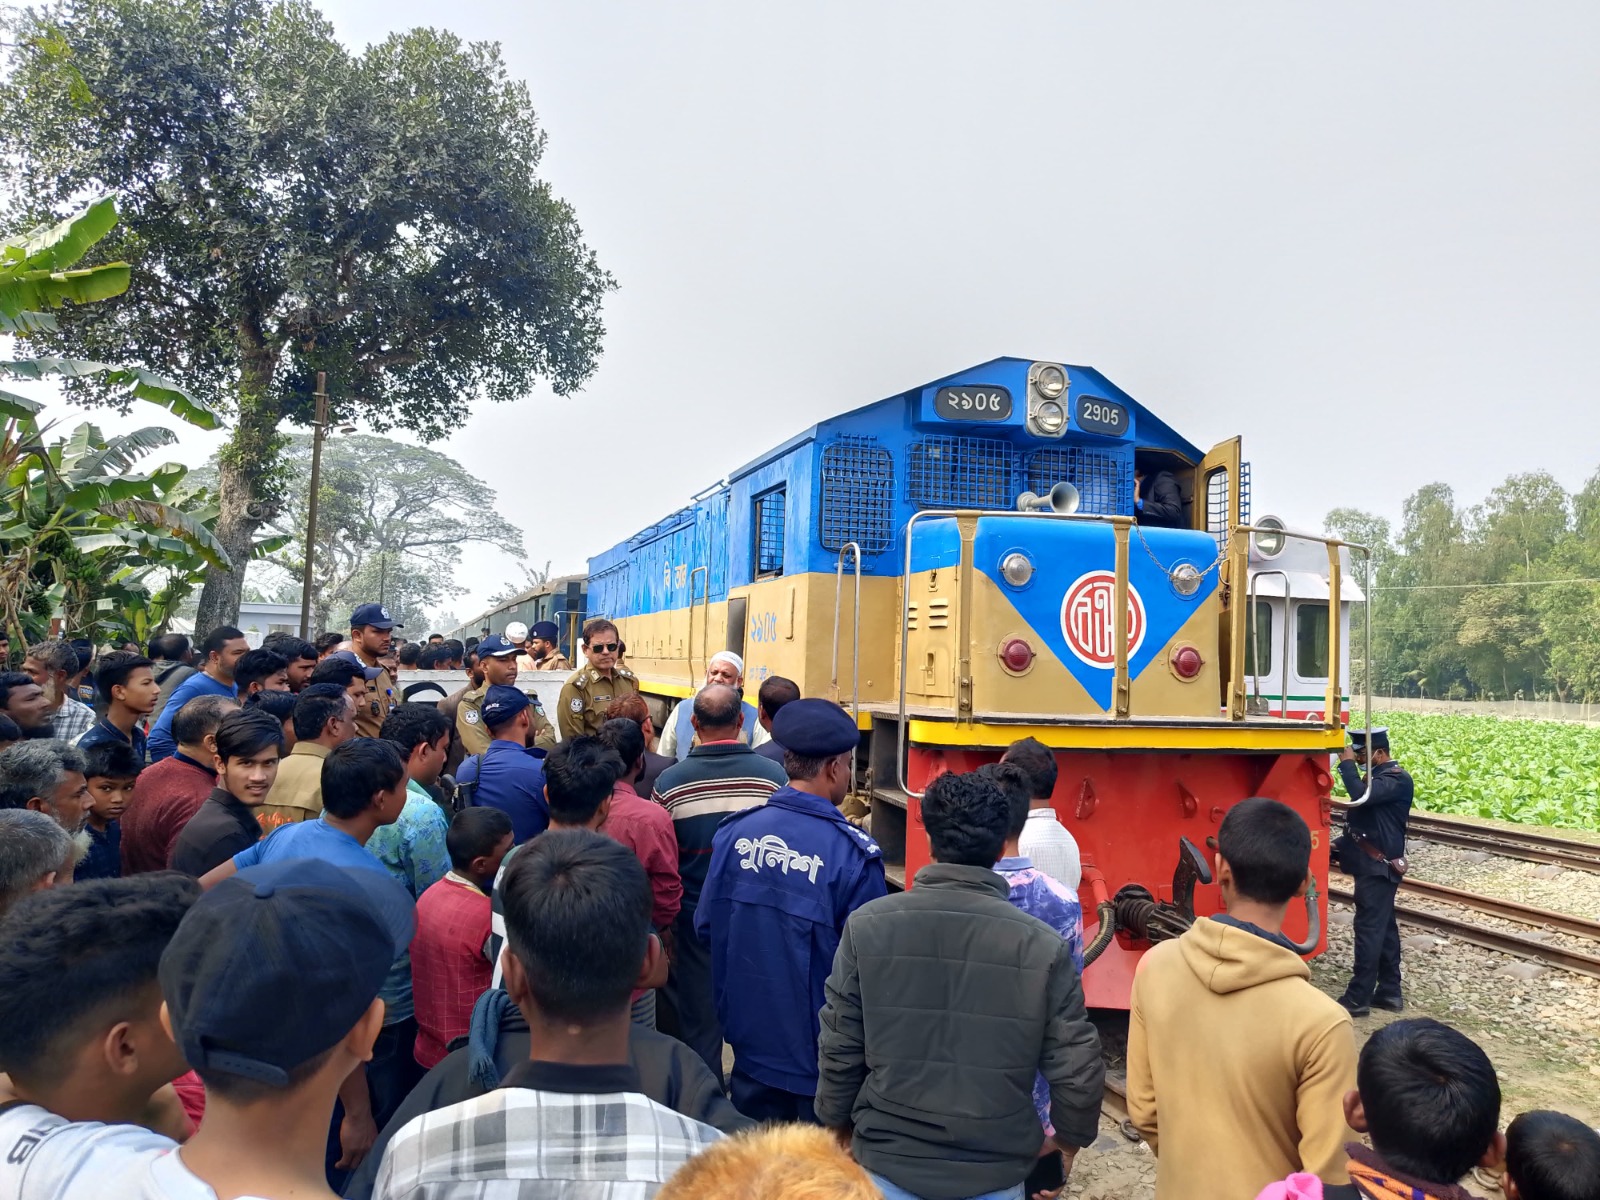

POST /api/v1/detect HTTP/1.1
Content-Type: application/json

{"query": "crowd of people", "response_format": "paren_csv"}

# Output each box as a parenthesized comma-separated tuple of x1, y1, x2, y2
(0, 614, 1597, 1200)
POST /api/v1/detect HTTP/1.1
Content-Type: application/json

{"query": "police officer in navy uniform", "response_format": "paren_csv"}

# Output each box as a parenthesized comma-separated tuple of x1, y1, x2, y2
(695, 698, 887, 1124)
(1333, 726, 1414, 1017)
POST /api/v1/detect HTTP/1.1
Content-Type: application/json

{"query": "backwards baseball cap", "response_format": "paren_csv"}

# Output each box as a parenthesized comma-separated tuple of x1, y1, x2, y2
(350, 603, 400, 631)
(160, 859, 414, 1087)
(480, 684, 530, 728)
(773, 697, 860, 758)
(328, 649, 383, 681)
(476, 634, 520, 660)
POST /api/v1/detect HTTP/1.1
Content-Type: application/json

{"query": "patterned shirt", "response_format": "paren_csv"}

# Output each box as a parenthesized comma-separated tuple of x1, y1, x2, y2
(371, 1059, 721, 1198)
(652, 742, 786, 910)
(995, 854, 1085, 1137)
(48, 697, 95, 744)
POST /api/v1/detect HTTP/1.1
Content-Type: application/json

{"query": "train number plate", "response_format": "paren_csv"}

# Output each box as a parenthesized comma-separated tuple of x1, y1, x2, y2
(934, 386, 1012, 421)
(1075, 395, 1129, 436)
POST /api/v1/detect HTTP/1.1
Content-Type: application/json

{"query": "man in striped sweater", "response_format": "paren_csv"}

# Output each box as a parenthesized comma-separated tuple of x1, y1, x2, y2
(652, 684, 787, 1081)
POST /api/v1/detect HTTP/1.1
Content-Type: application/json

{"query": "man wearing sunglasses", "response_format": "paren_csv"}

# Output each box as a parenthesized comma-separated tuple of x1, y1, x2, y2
(557, 619, 640, 741)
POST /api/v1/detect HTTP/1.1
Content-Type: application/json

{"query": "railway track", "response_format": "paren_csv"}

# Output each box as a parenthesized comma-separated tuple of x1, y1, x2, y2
(1328, 874, 1600, 981)
(1331, 802, 1600, 874)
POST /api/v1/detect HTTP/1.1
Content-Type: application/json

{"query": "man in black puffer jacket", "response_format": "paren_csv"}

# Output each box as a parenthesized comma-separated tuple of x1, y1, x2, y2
(815, 771, 1104, 1200)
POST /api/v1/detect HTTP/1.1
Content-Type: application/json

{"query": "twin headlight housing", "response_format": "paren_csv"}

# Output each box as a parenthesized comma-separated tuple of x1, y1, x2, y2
(1028, 362, 1069, 438)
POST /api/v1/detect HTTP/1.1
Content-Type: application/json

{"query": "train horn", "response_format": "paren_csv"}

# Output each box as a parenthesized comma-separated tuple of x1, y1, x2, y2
(1016, 481, 1081, 514)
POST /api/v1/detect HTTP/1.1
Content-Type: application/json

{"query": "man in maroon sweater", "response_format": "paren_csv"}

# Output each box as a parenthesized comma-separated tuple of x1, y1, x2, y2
(120, 695, 235, 873)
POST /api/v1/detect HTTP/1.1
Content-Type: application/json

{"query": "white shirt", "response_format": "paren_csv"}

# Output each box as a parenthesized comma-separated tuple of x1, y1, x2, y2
(0, 1101, 173, 1199)
(1018, 807, 1082, 889)
(128, 1146, 273, 1199)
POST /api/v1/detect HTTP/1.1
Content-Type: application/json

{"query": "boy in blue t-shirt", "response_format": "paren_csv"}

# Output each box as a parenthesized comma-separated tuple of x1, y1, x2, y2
(75, 741, 141, 880)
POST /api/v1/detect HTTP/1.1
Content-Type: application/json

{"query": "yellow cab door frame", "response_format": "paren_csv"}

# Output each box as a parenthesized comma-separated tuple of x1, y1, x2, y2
(1194, 437, 1243, 709)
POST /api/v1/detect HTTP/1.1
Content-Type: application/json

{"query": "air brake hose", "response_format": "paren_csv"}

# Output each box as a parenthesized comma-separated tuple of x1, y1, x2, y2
(1081, 865, 1116, 967)
(1285, 872, 1323, 956)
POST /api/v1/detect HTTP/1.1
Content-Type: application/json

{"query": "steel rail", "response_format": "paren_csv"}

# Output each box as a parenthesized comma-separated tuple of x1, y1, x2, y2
(1332, 803, 1600, 873)
(1328, 884, 1600, 981)
(1387, 876, 1600, 941)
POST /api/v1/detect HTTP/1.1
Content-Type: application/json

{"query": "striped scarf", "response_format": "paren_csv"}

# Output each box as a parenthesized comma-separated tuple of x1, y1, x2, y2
(1345, 1144, 1485, 1200)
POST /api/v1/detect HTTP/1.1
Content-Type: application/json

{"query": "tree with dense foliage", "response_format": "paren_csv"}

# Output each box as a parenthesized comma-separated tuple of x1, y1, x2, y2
(1328, 469, 1600, 702)
(0, 0, 613, 631)
(233, 433, 524, 634)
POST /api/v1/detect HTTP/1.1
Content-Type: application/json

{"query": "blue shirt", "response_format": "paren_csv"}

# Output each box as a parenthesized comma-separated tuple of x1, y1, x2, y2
(76, 718, 148, 764)
(695, 786, 887, 1094)
(232, 817, 391, 876)
(460, 741, 549, 844)
(75, 821, 121, 881)
(148, 673, 237, 761)
(366, 784, 451, 1026)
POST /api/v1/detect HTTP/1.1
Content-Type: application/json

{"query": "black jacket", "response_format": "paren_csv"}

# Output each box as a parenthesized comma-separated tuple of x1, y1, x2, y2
(1136, 470, 1186, 528)
(343, 1002, 752, 1199)
(815, 864, 1104, 1200)
(1337, 758, 1413, 876)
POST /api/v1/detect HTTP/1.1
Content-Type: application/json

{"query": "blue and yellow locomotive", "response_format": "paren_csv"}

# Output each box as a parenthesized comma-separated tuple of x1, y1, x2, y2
(587, 356, 1361, 1007)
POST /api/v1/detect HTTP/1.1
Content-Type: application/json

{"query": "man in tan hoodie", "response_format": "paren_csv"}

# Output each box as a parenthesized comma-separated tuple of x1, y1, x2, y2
(1127, 797, 1357, 1200)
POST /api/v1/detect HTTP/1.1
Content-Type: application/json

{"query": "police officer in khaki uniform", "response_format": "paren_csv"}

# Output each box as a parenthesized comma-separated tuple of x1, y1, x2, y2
(558, 618, 639, 740)
(517, 620, 572, 673)
(457, 633, 557, 756)
(348, 602, 398, 738)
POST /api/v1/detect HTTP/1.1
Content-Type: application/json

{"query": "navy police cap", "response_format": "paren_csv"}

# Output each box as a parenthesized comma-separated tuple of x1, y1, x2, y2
(773, 697, 859, 758)
(1349, 726, 1389, 752)
(476, 634, 520, 660)
(530, 621, 560, 643)
(481, 684, 530, 728)
(159, 859, 413, 1089)
(351, 603, 400, 631)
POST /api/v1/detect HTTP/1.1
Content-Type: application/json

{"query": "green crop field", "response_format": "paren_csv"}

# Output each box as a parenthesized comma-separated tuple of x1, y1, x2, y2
(1344, 711, 1600, 831)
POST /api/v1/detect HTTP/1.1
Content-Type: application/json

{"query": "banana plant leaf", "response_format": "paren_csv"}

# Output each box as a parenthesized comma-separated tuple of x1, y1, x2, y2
(0, 359, 219, 430)
(2, 196, 120, 273)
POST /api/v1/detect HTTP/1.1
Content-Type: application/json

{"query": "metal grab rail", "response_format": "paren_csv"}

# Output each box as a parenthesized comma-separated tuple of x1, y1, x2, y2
(1246, 569, 1292, 718)
(831, 543, 862, 728)
(896, 508, 1134, 800)
(688, 566, 708, 686)
(1228, 525, 1371, 739)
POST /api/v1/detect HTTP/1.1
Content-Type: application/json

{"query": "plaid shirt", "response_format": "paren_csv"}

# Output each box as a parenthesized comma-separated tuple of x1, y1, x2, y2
(49, 696, 95, 743)
(371, 1059, 721, 1198)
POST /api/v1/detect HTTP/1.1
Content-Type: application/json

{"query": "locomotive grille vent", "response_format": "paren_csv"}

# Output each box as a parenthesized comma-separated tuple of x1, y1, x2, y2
(907, 436, 1019, 510)
(1025, 446, 1131, 516)
(819, 436, 894, 554)
(926, 598, 951, 629)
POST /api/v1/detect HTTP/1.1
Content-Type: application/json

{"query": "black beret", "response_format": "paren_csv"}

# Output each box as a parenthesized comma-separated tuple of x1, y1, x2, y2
(772, 698, 859, 758)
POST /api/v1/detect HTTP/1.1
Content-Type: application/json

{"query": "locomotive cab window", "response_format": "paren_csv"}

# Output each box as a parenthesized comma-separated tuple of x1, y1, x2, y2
(1295, 601, 1330, 678)
(753, 487, 786, 579)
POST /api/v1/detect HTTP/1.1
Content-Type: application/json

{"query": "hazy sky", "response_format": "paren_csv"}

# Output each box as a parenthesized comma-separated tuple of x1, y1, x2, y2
(79, 1, 1600, 629)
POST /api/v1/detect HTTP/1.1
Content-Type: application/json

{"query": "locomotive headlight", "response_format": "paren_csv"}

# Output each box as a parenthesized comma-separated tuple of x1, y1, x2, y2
(1000, 552, 1034, 588)
(1171, 563, 1202, 596)
(1035, 364, 1067, 399)
(1035, 400, 1066, 434)
(1253, 515, 1287, 558)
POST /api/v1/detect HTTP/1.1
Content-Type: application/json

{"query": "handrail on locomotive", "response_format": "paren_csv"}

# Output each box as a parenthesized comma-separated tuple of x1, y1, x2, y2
(895, 512, 1371, 801)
